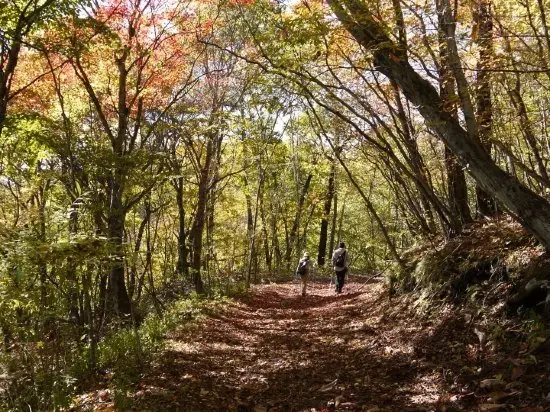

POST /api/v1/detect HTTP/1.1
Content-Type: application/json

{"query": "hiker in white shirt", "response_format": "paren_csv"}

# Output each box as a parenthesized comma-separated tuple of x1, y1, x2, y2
(295, 252, 313, 296)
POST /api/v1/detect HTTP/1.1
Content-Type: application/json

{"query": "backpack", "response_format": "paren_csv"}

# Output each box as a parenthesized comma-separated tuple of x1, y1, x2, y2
(335, 251, 346, 267)
(297, 259, 308, 275)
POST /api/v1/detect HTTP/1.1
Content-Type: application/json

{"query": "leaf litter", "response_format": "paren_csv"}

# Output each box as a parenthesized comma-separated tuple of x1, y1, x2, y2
(81, 278, 550, 411)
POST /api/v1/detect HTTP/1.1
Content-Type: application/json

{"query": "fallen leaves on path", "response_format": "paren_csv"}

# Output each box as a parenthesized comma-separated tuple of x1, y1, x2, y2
(88, 279, 550, 411)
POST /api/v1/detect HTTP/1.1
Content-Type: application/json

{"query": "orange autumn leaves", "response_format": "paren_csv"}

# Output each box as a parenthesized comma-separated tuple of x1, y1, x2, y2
(9, 0, 225, 122)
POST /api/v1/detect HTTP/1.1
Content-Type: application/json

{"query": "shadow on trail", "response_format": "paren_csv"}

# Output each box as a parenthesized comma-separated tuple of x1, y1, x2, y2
(240, 289, 363, 311)
(129, 282, 526, 411)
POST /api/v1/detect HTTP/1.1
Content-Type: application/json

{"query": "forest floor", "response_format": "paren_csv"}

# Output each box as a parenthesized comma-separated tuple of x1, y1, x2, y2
(86, 277, 550, 412)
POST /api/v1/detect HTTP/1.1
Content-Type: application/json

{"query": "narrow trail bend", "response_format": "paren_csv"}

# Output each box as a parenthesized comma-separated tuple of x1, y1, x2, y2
(127, 279, 493, 411)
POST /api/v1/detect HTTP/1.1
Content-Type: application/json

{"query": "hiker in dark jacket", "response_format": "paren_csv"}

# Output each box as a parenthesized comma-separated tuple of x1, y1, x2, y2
(296, 252, 313, 296)
(332, 242, 350, 294)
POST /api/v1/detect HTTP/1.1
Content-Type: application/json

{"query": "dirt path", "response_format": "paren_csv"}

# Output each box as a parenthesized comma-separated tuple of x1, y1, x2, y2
(119, 279, 549, 411)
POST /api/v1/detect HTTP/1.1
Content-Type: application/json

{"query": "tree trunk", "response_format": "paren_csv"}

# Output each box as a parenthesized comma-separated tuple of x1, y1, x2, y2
(108, 52, 132, 314)
(107, 174, 131, 315)
(319, 131, 404, 267)
(445, 146, 472, 227)
(495, 20, 550, 189)
(500, 28, 550, 189)
(244, 174, 254, 273)
(436, 0, 478, 138)
(0, 0, 56, 135)
(83, 264, 96, 369)
(246, 168, 264, 288)
(205, 136, 222, 285)
(37, 188, 49, 311)
(259, 193, 272, 272)
(390, 80, 442, 233)
(474, 0, 499, 216)
(436, 5, 473, 231)
(286, 174, 313, 263)
(536, 0, 550, 64)
(67, 198, 81, 323)
(175, 177, 189, 278)
(190, 135, 215, 295)
(437, 0, 496, 218)
(301, 203, 317, 254)
(327, 0, 550, 250)
(329, 191, 338, 256)
(270, 201, 282, 269)
(0, 25, 23, 137)
(129, 203, 151, 298)
(317, 162, 335, 266)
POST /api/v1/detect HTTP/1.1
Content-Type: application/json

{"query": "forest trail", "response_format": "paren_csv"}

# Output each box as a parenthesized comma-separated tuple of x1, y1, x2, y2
(94, 277, 550, 412)
(118, 278, 481, 411)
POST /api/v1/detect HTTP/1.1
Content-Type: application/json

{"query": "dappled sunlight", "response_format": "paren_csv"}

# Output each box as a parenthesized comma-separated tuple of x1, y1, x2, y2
(118, 280, 465, 410)
(69, 275, 550, 411)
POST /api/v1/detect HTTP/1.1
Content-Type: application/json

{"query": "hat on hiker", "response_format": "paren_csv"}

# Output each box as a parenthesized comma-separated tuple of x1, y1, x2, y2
(303, 252, 309, 258)
(339, 241, 345, 248)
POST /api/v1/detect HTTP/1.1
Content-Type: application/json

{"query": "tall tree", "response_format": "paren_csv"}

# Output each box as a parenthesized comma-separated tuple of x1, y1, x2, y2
(0, 0, 80, 136)
(317, 159, 335, 266)
(473, 0, 498, 216)
(327, 0, 550, 250)
(53, 0, 198, 313)
(436, 0, 473, 231)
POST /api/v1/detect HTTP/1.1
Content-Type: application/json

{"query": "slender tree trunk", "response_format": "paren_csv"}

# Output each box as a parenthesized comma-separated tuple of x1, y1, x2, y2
(536, 0, 550, 62)
(190, 135, 215, 294)
(37, 188, 48, 310)
(246, 167, 264, 288)
(308, 112, 404, 267)
(108, 56, 131, 313)
(146, 211, 162, 315)
(0, 28, 22, 137)
(500, 30, 550, 190)
(205, 136, 222, 285)
(0, 0, 57, 135)
(259, 193, 272, 272)
(436, 0, 472, 231)
(94, 211, 108, 328)
(317, 162, 335, 266)
(67, 198, 81, 323)
(495, 18, 550, 188)
(129, 204, 151, 298)
(301, 203, 317, 254)
(286, 174, 313, 264)
(175, 177, 189, 277)
(107, 174, 131, 315)
(436, 0, 478, 138)
(107, 52, 132, 315)
(337, 198, 346, 247)
(391, 80, 442, 232)
(83, 264, 96, 369)
(329, 191, 338, 256)
(474, 0, 499, 216)
(244, 174, 254, 273)
(391, 0, 407, 55)
(437, 0, 496, 218)
(270, 201, 282, 269)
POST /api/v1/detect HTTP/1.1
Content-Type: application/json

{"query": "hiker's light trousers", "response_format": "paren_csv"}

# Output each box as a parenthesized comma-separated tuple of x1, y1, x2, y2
(300, 274, 308, 295)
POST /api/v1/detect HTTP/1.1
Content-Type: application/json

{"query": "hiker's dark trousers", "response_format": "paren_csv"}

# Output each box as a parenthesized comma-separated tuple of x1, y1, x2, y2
(335, 268, 347, 293)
